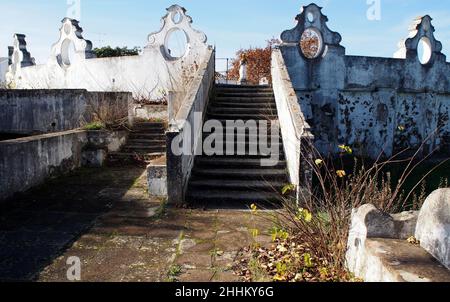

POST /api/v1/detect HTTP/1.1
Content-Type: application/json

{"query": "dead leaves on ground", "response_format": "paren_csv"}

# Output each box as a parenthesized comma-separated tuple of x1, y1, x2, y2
(233, 236, 359, 283)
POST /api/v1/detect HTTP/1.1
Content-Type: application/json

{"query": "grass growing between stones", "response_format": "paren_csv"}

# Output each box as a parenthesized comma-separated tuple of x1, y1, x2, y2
(83, 121, 105, 130)
(167, 264, 183, 282)
(152, 198, 169, 221)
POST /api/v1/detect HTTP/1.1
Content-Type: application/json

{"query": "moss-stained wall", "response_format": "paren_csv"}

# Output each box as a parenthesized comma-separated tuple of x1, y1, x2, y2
(279, 4, 450, 158)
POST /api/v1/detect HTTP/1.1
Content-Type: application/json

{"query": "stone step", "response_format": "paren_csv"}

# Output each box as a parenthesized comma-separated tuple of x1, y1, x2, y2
(186, 190, 283, 204)
(108, 152, 165, 158)
(107, 152, 165, 165)
(188, 179, 285, 190)
(202, 133, 281, 141)
(130, 128, 165, 135)
(214, 97, 275, 103)
(211, 101, 277, 108)
(185, 84, 287, 207)
(129, 133, 166, 140)
(191, 168, 288, 180)
(214, 88, 273, 94)
(195, 157, 286, 168)
(195, 153, 286, 160)
(133, 123, 166, 130)
(203, 126, 281, 136)
(215, 84, 271, 90)
(200, 139, 282, 147)
(127, 139, 166, 145)
(124, 146, 166, 153)
(210, 119, 280, 125)
(199, 142, 283, 155)
(208, 107, 278, 115)
(216, 93, 274, 98)
(206, 114, 278, 121)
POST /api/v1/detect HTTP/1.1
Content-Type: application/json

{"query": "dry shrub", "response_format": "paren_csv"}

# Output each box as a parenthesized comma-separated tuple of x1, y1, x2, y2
(84, 93, 129, 130)
(228, 39, 279, 85)
(247, 136, 448, 282)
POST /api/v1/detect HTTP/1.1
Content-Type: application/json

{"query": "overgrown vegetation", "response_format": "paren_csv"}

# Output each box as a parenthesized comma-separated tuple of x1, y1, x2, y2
(227, 34, 320, 84)
(83, 121, 105, 130)
(236, 139, 449, 282)
(83, 96, 129, 131)
(152, 198, 169, 221)
(93, 46, 141, 58)
(167, 264, 182, 282)
(228, 39, 279, 85)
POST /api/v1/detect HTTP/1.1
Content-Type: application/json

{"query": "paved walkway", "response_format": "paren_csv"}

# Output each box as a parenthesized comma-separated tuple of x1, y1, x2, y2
(0, 166, 273, 282)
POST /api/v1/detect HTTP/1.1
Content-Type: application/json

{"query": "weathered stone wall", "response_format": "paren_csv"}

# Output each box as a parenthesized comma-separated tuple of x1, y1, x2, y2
(0, 130, 86, 200)
(271, 49, 314, 193)
(166, 48, 215, 204)
(346, 193, 450, 282)
(0, 89, 131, 135)
(279, 4, 450, 158)
(415, 189, 450, 270)
(0, 129, 127, 201)
(6, 5, 210, 105)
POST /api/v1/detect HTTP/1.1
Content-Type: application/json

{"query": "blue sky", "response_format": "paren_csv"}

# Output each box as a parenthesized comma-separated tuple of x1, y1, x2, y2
(1, 0, 449, 70)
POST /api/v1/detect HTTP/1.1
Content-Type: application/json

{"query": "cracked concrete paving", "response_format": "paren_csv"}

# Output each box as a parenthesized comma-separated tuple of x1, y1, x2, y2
(0, 166, 274, 282)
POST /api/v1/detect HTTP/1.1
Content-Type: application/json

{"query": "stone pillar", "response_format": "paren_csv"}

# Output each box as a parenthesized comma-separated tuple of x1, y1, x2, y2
(166, 130, 184, 204)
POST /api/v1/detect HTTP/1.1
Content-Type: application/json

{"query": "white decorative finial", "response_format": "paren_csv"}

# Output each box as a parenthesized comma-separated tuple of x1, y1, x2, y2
(393, 15, 444, 65)
(49, 18, 95, 69)
(146, 5, 208, 61)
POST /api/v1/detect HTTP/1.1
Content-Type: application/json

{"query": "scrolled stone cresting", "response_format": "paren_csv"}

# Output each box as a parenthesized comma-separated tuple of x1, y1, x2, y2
(394, 15, 446, 64)
(49, 18, 96, 69)
(280, 3, 342, 50)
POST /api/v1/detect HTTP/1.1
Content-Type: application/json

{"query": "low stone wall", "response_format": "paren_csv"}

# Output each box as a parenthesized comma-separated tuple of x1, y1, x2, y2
(415, 189, 450, 270)
(346, 189, 450, 282)
(147, 156, 168, 198)
(0, 89, 131, 135)
(131, 104, 168, 121)
(0, 129, 127, 201)
(272, 49, 314, 195)
(82, 130, 128, 167)
(166, 48, 215, 204)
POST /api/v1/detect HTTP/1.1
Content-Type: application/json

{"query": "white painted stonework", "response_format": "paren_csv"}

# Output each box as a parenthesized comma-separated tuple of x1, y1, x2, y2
(238, 60, 247, 84)
(415, 189, 450, 270)
(6, 5, 211, 103)
(346, 202, 450, 282)
(0, 57, 8, 83)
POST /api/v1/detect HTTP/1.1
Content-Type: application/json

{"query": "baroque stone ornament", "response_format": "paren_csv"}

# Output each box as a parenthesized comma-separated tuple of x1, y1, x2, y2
(145, 5, 208, 61)
(281, 3, 342, 51)
(8, 34, 35, 75)
(49, 18, 96, 69)
(394, 15, 445, 64)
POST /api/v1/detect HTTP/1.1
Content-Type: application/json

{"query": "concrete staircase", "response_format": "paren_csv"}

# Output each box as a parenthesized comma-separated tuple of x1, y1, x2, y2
(186, 84, 289, 207)
(108, 122, 166, 165)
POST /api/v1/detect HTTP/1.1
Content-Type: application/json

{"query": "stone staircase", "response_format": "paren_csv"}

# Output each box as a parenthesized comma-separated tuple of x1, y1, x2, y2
(186, 84, 289, 207)
(108, 121, 166, 165)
